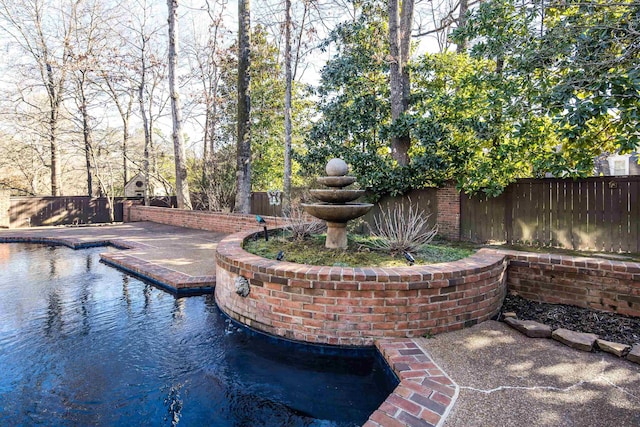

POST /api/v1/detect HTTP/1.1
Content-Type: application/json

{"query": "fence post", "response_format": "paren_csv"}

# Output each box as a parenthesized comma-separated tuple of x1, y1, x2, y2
(436, 182, 461, 240)
(0, 190, 9, 228)
(504, 184, 513, 244)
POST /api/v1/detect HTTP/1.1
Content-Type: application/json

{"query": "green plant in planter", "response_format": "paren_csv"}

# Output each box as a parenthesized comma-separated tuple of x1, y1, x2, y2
(365, 200, 438, 254)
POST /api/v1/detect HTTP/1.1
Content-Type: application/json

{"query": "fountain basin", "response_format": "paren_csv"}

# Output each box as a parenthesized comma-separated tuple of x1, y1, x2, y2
(317, 176, 357, 187)
(301, 203, 373, 223)
(309, 189, 366, 204)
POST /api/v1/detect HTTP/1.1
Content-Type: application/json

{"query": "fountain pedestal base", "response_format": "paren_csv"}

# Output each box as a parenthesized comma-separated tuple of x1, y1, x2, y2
(325, 222, 348, 249)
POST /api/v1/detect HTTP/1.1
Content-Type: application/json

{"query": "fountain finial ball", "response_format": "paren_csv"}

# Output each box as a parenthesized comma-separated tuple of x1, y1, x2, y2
(326, 158, 349, 177)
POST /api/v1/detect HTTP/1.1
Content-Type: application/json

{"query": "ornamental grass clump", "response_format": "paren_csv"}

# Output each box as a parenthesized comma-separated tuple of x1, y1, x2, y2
(283, 203, 326, 241)
(366, 201, 438, 254)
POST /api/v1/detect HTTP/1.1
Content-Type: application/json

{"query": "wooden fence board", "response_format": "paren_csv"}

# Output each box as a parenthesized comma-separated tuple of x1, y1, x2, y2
(9, 197, 135, 227)
(584, 180, 597, 249)
(630, 180, 639, 253)
(461, 177, 639, 253)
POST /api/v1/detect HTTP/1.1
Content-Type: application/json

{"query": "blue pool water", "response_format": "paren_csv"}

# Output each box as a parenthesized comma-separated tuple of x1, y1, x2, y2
(0, 244, 396, 426)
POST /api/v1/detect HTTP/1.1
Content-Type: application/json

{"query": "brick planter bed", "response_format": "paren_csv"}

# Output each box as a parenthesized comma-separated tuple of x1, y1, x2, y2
(503, 250, 640, 318)
(215, 230, 508, 347)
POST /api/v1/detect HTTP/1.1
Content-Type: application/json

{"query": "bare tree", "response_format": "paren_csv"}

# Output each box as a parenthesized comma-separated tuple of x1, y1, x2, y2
(413, 0, 484, 53)
(0, 0, 80, 196)
(184, 0, 235, 211)
(167, 0, 192, 209)
(69, 0, 114, 197)
(235, 0, 252, 214)
(125, 0, 168, 205)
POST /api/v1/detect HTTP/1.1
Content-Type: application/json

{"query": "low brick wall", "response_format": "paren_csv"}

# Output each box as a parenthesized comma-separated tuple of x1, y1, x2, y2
(127, 205, 277, 234)
(504, 250, 640, 318)
(215, 231, 507, 346)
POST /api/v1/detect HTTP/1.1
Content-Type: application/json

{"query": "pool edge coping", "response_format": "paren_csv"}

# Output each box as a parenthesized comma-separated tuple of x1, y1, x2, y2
(366, 339, 459, 427)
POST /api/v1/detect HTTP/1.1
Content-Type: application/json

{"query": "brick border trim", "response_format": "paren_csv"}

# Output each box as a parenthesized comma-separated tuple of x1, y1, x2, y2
(0, 235, 215, 295)
(215, 230, 508, 346)
(367, 339, 458, 427)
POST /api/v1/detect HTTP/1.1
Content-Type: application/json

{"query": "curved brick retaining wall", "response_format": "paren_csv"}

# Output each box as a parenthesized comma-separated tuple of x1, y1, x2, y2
(215, 231, 508, 346)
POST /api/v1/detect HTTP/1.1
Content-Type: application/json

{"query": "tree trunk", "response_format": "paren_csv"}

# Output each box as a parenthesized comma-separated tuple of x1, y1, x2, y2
(78, 72, 93, 197)
(46, 62, 62, 196)
(139, 75, 151, 206)
(122, 113, 129, 187)
(122, 93, 133, 189)
(456, 0, 469, 53)
(283, 0, 292, 213)
(235, 0, 252, 214)
(167, 0, 192, 210)
(388, 0, 414, 166)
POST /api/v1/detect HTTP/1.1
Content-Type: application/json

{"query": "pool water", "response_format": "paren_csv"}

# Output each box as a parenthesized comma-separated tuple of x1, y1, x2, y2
(0, 244, 396, 426)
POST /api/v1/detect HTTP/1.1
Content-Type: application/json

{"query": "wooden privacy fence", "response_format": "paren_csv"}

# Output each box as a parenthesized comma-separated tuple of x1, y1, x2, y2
(8, 197, 129, 228)
(461, 177, 640, 252)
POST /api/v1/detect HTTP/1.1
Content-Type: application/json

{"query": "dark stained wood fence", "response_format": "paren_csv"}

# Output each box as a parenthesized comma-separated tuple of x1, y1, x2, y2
(357, 188, 438, 234)
(251, 192, 285, 217)
(9, 197, 129, 227)
(250, 188, 310, 217)
(461, 177, 640, 252)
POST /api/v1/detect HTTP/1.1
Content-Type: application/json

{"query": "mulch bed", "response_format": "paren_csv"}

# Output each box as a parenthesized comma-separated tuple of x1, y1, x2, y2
(500, 293, 640, 347)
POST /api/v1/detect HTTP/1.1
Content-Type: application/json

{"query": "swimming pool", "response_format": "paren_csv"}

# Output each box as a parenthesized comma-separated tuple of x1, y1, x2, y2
(0, 244, 396, 426)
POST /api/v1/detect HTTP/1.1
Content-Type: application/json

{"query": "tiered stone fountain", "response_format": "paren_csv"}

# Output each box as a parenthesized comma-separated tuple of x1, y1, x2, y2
(302, 158, 373, 249)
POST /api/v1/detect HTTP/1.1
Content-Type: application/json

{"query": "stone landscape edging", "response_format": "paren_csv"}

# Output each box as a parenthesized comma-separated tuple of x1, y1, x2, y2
(502, 315, 640, 366)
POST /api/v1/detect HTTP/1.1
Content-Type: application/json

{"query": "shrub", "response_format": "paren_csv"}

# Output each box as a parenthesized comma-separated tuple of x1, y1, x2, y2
(283, 203, 326, 241)
(366, 200, 438, 254)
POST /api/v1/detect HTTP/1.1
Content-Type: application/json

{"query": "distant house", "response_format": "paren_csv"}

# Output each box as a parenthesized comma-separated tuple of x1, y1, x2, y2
(124, 173, 169, 198)
(594, 151, 640, 176)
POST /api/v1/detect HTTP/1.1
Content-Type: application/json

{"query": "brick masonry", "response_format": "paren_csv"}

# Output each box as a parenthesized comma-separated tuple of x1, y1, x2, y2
(126, 186, 464, 241)
(215, 230, 508, 346)
(435, 183, 460, 241)
(126, 205, 278, 234)
(503, 249, 640, 318)
(99, 205, 640, 321)
(366, 339, 458, 427)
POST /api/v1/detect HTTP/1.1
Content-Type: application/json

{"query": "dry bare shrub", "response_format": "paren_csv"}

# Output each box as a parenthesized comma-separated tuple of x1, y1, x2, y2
(283, 203, 326, 241)
(366, 200, 438, 254)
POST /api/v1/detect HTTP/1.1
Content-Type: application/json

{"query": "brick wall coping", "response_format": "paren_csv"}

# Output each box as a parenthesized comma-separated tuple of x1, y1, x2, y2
(215, 230, 508, 346)
(498, 248, 640, 273)
(127, 205, 279, 234)
(217, 232, 506, 285)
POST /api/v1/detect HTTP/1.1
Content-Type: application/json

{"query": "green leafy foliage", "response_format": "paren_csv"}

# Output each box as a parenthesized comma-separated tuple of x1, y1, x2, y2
(300, 0, 639, 199)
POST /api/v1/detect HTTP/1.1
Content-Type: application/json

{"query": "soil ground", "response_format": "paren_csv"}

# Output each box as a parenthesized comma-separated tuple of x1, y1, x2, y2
(500, 293, 640, 347)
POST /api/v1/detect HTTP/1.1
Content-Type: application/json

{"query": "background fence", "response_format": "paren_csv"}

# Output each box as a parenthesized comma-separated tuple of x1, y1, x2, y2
(461, 176, 640, 252)
(3, 176, 639, 253)
(8, 197, 127, 227)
